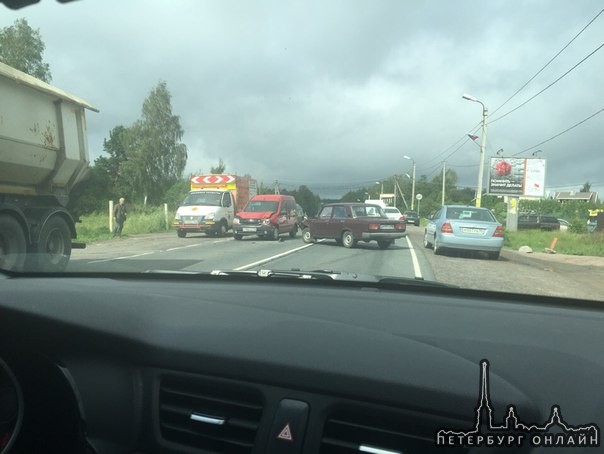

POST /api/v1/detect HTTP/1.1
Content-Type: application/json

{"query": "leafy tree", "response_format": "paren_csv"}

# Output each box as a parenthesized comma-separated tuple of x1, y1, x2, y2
(581, 181, 591, 193)
(210, 158, 226, 174)
(0, 18, 51, 82)
(119, 81, 187, 204)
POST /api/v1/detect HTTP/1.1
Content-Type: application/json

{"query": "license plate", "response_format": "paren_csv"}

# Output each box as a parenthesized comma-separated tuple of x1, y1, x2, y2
(380, 225, 394, 230)
(184, 219, 198, 225)
(462, 228, 484, 234)
(243, 227, 256, 232)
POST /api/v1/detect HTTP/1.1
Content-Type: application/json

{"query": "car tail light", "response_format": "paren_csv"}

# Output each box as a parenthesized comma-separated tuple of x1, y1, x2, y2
(493, 225, 504, 237)
(395, 223, 405, 230)
(441, 222, 453, 234)
(399, 216, 405, 221)
(369, 223, 379, 231)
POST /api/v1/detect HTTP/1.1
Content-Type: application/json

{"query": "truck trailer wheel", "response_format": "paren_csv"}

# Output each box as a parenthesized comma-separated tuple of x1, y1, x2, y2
(36, 216, 72, 272)
(177, 230, 187, 238)
(0, 215, 27, 271)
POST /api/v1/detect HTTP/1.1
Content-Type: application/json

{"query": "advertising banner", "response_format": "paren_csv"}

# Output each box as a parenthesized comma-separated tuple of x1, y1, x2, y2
(488, 158, 545, 197)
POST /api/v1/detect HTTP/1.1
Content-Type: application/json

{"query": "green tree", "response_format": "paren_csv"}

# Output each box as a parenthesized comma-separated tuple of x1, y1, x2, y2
(581, 181, 591, 193)
(119, 81, 187, 204)
(210, 158, 226, 174)
(0, 18, 51, 82)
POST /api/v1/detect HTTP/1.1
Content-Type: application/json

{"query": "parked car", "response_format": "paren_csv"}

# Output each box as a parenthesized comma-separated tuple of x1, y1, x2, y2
(424, 205, 504, 260)
(233, 194, 298, 240)
(301, 203, 406, 249)
(403, 210, 420, 226)
(383, 206, 404, 220)
(517, 214, 560, 231)
(558, 218, 571, 231)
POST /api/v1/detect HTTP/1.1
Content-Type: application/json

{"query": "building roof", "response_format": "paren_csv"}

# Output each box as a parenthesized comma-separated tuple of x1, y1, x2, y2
(552, 191, 598, 202)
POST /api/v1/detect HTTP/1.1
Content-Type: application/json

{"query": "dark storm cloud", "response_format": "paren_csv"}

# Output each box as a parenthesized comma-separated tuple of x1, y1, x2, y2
(2, 0, 602, 197)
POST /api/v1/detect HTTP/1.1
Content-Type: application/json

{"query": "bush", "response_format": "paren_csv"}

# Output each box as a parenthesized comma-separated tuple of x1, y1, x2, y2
(569, 219, 588, 234)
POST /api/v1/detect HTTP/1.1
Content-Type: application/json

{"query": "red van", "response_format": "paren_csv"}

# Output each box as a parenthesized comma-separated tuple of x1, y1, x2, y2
(233, 194, 299, 240)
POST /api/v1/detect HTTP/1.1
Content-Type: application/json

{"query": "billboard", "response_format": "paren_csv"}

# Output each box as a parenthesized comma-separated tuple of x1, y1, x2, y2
(488, 157, 546, 197)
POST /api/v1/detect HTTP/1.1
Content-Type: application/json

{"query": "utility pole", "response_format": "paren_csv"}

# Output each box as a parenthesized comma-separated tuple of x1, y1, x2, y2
(462, 93, 488, 208)
(441, 161, 446, 206)
(404, 155, 416, 210)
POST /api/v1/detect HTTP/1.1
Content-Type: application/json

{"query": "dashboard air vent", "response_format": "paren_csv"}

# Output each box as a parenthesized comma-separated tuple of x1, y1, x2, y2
(159, 376, 264, 454)
(320, 407, 468, 454)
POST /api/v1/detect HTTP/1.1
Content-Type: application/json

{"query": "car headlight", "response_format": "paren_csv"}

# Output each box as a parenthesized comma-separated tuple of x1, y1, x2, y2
(205, 212, 215, 220)
(263, 218, 271, 225)
(233, 218, 240, 225)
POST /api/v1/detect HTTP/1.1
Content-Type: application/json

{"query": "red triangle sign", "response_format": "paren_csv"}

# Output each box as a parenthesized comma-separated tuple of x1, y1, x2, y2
(277, 423, 293, 441)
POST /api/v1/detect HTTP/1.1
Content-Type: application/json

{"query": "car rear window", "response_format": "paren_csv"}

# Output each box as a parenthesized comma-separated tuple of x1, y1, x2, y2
(446, 208, 495, 222)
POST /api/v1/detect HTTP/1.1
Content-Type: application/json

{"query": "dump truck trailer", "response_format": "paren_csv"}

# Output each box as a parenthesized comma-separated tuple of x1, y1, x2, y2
(0, 62, 97, 271)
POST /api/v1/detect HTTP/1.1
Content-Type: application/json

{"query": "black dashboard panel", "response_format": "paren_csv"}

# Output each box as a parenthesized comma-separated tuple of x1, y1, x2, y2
(0, 273, 603, 453)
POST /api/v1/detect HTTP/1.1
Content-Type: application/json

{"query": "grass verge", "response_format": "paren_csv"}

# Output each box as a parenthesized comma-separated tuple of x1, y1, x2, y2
(504, 230, 604, 256)
(76, 209, 172, 243)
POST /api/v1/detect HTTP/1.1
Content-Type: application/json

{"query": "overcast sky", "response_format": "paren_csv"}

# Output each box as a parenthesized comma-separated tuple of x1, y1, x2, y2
(3, 0, 603, 198)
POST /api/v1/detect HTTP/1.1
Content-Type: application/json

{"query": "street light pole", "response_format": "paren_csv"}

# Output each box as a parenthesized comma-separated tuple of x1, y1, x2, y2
(462, 94, 488, 208)
(404, 155, 416, 210)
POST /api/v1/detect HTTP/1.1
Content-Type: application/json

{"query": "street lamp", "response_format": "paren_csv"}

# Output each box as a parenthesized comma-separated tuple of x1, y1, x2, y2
(404, 155, 416, 210)
(462, 93, 488, 207)
(532, 149, 542, 157)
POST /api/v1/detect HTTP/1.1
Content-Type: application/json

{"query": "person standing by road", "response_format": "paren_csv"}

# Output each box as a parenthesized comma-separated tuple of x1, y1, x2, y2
(113, 197, 127, 237)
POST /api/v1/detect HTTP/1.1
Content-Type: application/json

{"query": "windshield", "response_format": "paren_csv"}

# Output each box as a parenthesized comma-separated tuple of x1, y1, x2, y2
(243, 201, 279, 213)
(0, 0, 602, 303)
(181, 192, 222, 207)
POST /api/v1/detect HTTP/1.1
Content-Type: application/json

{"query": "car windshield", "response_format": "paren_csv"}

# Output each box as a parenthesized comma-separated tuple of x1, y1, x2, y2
(244, 201, 279, 213)
(181, 192, 222, 207)
(0, 0, 602, 304)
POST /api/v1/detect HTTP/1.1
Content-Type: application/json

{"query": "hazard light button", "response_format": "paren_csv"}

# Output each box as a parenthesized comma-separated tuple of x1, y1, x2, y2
(266, 399, 309, 454)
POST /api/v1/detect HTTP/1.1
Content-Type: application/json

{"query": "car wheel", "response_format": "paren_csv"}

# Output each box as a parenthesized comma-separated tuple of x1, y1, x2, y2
(302, 228, 314, 243)
(35, 216, 72, 272)
(0, 214, 27, 272)
(342, 231, 355, 248)
(377, 239, 392, 249)
(216, 222, 226, 238)
(289, 224, 298, 238)
(433, 236, 444, 256)
(423, 231, 432, 249)
(233, 233, 243, 240)
(177, 230, 187, 238)
(488, 251, 500, 260)
(415, 221, 420, 226)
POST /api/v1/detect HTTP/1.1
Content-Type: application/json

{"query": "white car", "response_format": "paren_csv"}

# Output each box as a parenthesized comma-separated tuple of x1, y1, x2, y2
(383, 206, 404, 220)
(558, 219, 571, 231)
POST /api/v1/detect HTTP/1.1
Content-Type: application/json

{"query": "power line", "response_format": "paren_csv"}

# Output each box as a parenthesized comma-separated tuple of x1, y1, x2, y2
(490, 41, 604, 124)
(512, 106, 604, 156)
(420, 9, 604, 172)
(490, 7, 604, 116)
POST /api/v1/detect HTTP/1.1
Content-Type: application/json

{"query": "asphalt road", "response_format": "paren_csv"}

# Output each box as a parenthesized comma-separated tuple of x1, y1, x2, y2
(68, 226, 434, 281)
(68, 226, 604, 301)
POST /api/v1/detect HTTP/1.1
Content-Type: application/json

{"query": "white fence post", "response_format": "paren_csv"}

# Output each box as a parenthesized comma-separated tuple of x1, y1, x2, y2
(109, 200, 114, 233)
(164, 203, 169, 231)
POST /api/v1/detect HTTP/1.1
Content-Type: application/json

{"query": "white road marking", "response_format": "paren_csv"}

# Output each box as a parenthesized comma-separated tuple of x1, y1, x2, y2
(405, 236, 424, 279)
(165, 243, 204, 251)
(165, 238, 230, 251)
(234, 242, 317, 271)
(88, 251, 155, 264)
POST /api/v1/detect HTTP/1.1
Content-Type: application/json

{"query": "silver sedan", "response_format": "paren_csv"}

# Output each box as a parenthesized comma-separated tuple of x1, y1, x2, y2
(424, 205, 504, 260)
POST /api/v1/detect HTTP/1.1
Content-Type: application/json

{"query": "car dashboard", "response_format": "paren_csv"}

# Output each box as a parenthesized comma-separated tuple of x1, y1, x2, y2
(0, 272, 603, 454)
